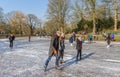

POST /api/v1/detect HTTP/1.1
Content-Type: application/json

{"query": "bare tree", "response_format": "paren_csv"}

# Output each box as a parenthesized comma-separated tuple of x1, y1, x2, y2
(47, 0, 70, 32)
(27, 14, 41, 42)
(44, 19, 60, 35)
(72, 0, 85, 21)
(0, 7, 5, 33)
(0, 7, 4, 22)
(102, 0, 113, 18)
(86, 0, 97, 34)
(7, 11, 26, 35)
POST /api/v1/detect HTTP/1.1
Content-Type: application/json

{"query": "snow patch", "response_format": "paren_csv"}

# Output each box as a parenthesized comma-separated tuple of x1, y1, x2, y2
(17, 65, 40, 74)
(4, 49, 25, 55)
(104, 59, 120, 63)
(64, 55, 73, 60)
(20, 54, 36, 58)
(100, 66, 120, 71)
(0, 39, 8, 41)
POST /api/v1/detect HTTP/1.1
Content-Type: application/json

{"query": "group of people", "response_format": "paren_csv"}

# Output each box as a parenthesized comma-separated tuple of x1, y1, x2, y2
(103, 32, 115, 47)
(44, 31, 83, 71)
(103, 32, 115, 40)
(8, 31, 114, 72)
(44, 31, 65, 71)
(69, 32, 93, 45)
(88, 32, 113, 47)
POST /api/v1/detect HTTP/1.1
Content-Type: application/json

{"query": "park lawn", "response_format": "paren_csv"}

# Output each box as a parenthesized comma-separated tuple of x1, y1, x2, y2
(65, 34, 120, 41)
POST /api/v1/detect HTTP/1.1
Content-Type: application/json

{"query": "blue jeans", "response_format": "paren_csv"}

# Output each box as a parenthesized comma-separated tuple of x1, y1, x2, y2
(45, 55, 59, 67)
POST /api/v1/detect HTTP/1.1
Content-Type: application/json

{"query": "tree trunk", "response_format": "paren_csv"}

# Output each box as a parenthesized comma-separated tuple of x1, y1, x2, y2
(92, 9, 96, 34)
(114, 0, 118, 31)
(20, 24, 22, 36)
(29, 25, 33, 42)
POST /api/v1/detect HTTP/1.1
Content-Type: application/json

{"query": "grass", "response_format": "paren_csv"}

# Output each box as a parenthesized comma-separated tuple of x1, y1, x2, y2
(65, 34, 120, 42)
(0, 34, 120, 41)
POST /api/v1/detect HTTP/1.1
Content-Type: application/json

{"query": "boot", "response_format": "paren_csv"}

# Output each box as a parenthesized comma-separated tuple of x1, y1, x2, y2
(55, 65, 60, 70)
(44, 65, 47, 71)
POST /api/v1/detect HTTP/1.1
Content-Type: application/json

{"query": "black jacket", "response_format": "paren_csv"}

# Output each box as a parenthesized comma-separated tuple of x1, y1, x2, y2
(107, 35, 111, 44)
(49, 35, 59, 56)
(107, 35, 111, 41)
(76, 38, 82, 50)
(9, 35, 15, 42)
(59, 39, 65, 51)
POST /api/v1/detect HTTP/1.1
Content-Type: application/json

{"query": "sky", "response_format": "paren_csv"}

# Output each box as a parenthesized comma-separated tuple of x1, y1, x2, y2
(0, 0, 104, 22)
(0, 0, 48, 21)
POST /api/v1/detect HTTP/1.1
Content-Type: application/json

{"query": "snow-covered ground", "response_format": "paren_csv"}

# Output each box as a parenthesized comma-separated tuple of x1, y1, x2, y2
(0, 37, 120, 77)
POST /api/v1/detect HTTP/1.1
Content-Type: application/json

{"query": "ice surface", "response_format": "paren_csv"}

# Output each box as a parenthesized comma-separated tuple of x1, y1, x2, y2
(0, 37, 120, 77)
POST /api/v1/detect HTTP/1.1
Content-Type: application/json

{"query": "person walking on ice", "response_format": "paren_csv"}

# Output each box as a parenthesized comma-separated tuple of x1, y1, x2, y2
(89, 34, 93, 43)
(76, 36, 83, 62)
(58, 32, 65, 64)
(44, 31, 61, 71)
(106, 33, 111, 48)
(9, 34, 15, 48)
(69, 33, 73, 46)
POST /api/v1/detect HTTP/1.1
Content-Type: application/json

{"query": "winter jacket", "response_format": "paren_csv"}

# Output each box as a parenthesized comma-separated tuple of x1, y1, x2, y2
(111, 33, 114, 39)
(59, 39, 65, 51)
(73, 33, 76, 41)
(89, 34, 93, 39)
(9, 35, 15, 42)
(69, 36, 73, 43)
(49, 35, 59, 56)
(76, 38, 82, 50)
(107, 35, 111, 45)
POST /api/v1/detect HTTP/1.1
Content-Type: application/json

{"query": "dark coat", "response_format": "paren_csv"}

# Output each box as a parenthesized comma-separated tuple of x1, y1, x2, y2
(59, 39, 65, 51)
(49, 35, 59, 56)
(107, 35, 111, 45)
(69, 36, 73, 43)
(9, 35, 15, 42)
(76, 38, 82, 50)
(73, 33, 76, 41)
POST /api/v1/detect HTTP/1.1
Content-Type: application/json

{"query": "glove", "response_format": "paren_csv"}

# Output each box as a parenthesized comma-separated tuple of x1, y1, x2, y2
(54, 50, 57, 55)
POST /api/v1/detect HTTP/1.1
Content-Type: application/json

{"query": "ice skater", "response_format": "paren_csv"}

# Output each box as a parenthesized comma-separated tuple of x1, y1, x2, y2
(44, 31, 61, 71)
(58, 32, 65, 64)
(69, 33, 73, 46)
(73, 32, 76, 41)
(89, 34, 93, 43)
(9, 34, 15, 48)
(76, 36, 82, 62)
(106, 33, 111, 48)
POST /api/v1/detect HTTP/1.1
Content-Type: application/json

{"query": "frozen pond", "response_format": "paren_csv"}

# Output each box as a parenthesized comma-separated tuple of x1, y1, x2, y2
(0, 37, 120, 77)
